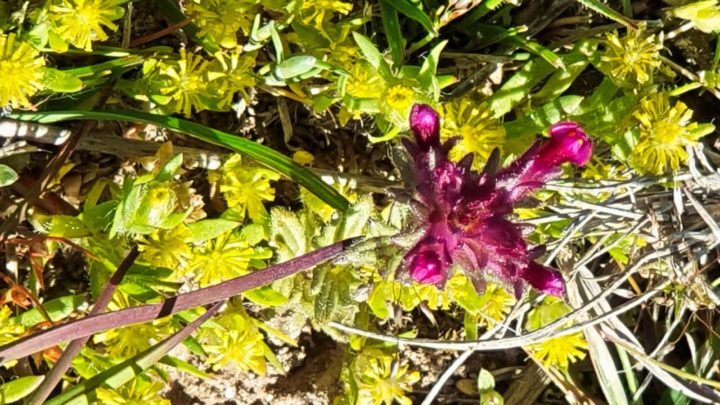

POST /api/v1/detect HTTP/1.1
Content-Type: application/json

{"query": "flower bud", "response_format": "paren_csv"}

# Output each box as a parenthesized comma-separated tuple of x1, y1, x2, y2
(544, 121, 592, 166)
(520, 263, 565, 297)
(408, 244, 447, 285)
(409, 104, 440, 149)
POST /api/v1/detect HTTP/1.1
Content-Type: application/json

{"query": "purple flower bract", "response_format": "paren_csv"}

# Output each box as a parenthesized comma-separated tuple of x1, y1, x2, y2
(403, 104, 592, 297)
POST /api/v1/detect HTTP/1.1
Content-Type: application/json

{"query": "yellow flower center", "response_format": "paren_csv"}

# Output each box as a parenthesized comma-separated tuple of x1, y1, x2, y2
(385, 85, 415, 112)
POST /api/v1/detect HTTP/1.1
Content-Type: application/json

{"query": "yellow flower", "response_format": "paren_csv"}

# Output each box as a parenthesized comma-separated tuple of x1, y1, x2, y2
(525, 298, 587, 370)
(385, 85, 415, 112)
(158, 50, 212, 118)
(48, 0, 126, 51)
(600, 24, 662, 87)
(529, 332, 588, 370)
(300, 0, 353, 29)
(208, 47, 256, 108)
(94, 315, 170, 358)
(475, 283, 515, 327)
(137, 225, 192, 269)
(186, 0, 258, 48)
(630, 93, 714, 174)
(187, 231, 272, 287)
(198, 305, 269, 374)
(293, 150, 315, 166)
(0, 33, 45, 108)
(356, 355, 420, 405)
(345, 62, 386, 99)
(219, 154, 280, 222)
(441, 98, 506, 170)
(95, 377, 170, 405)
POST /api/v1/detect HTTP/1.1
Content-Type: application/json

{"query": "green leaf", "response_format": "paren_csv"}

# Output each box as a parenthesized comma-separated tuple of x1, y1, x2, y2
(154, 153, 184, 182)
(186, 219, 240, 243)
(368, 282, 390, 319)
(337, 195, 373, 240)
(477, 368, 495, 392)
(418, 40, 448, 89)
(575, 0, 637, 29)
(504, 95, 585, 140)
(0, 164, 18, 187)
(270, 208, 308, 260)
(352, 32, 383, 70)
(385, 0, 437, 35)
(243, 285, 288, 306)
(531, 40, 596, 104)
(0, 376, 45, 404)
(487, 57, 557, 118)
(159, 355, 211, 379)
(8, 110, 350, 212)
(379, 0, 404, 67)
(274, 55, 318, 80)
(45, 215, 92, 238)
(42, 68, 84, 93)
(17, 295, 85, 327)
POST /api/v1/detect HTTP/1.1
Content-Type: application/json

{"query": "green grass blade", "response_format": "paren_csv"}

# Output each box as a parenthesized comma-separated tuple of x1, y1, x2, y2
(386, 0, 437, 35)
(0, 376, 45, 403)
(575, 0, 637, 29)
(379, 0, 404, 67)
(8, 110, 350, 212)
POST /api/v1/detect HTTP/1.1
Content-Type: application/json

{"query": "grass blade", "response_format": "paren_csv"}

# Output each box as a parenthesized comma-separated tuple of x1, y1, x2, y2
(575, 0, 638, 29)
(386, 0, 437, 35)
(8, 110, 350, 212)
(380, 0, 404, 67)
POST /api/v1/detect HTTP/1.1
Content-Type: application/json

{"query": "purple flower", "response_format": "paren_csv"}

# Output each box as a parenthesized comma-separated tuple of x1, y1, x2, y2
(403, 104, 592, 297)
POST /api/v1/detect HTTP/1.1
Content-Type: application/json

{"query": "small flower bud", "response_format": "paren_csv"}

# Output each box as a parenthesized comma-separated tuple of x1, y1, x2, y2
(408, 244, 447, 285)
(545, 121, 592, 166)
(409, 104, 440, 149)
(520, 263, 565, 297)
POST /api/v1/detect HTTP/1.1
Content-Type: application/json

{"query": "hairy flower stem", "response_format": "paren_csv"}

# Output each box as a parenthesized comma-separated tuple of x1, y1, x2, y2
(26, 246, 140, 405)
(0, 237, 363, 364)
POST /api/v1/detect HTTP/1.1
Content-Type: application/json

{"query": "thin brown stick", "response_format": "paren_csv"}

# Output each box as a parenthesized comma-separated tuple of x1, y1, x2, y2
(130, 19, 191, 48)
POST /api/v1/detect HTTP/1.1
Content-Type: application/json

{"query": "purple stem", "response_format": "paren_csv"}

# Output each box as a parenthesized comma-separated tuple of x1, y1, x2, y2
(0, 237, 361, 364)
(26, 246, 140, 405)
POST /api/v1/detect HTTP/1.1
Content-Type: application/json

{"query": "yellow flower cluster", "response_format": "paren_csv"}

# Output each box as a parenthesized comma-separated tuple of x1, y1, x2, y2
(47, 0, 126, 51)
(186, 231, 272, 287)
(441, 98, 506, 170)
(600, 25, 663, 88)
(0, 33, 45, 108)
(630, 93, 714, 175)
(525, 298, 587, 370)
(218, 154, 281, 222)
(186, 0, 258, 48)
(198, 304, 270, 374)
(356, 354, 420, 405)
(140, 49, 256, 117)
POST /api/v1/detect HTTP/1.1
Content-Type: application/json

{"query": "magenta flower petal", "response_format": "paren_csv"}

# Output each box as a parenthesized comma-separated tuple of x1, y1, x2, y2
(519, 263, 565, 296)
(545, 121, 592, 166)
(410, 104, 440, 149)
(497, 121, 591, 204)
(407, 240, 449, 285)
